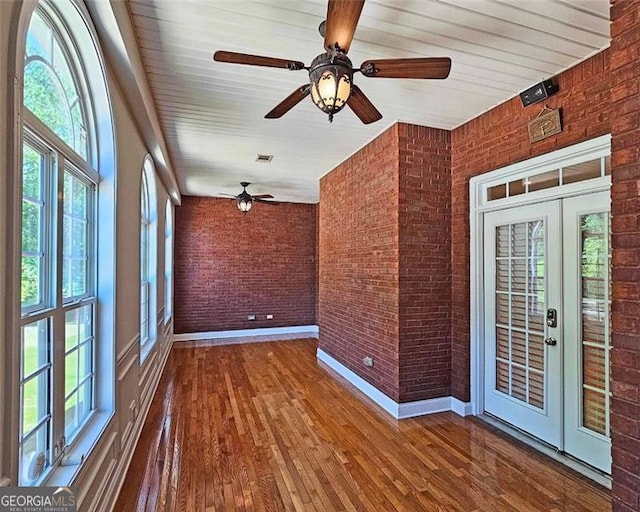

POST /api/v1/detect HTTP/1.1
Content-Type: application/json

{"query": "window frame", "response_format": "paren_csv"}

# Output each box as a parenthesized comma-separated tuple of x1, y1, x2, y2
(139, 160, 158, 362)
(62, 162, 96, 305)
(163, 199, 173, 324)
(23, 6, 95, 165)
(20, 131, 54, 316)
(140, 170, 151, 353)
(19, 126, 99, 485)
(16, 0, 112, 487)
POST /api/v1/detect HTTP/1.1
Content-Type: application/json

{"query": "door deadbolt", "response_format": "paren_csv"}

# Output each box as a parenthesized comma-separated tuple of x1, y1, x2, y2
(544, 337, 557, 346)
(546, 308, 557, 328)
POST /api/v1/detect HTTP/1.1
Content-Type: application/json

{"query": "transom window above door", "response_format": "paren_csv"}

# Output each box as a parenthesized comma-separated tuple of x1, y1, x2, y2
(475, 135, 611, 210)
(487, 156, 610, 201)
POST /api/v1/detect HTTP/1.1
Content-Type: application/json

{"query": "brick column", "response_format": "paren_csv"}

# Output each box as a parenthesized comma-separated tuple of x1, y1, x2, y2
(398, 124, 452, 402)
(319, 122, 452, 403)
(610, 2, 640, 511)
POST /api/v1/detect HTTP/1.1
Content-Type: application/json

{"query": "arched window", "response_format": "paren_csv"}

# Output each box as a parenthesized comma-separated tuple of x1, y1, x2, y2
(18, 0, 115, 486)
(164, 199, 173, 323)
(24, 9, 90, 159)
(140, 158, 158, 360)
(140, 171, 151, 350)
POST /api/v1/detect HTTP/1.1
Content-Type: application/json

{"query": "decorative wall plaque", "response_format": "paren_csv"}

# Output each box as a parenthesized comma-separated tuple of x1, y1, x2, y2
(528, 106, 562, 143)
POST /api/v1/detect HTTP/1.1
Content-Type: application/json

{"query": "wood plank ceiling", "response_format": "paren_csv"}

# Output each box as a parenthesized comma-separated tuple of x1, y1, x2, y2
(128, 0, 610, 203)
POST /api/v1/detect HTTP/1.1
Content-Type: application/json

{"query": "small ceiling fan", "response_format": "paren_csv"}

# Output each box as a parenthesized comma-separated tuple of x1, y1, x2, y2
(222, 182, 279, 213)
(213, 0, 451, 124)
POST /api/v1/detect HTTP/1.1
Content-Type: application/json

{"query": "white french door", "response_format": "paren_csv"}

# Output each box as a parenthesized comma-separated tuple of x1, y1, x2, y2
(562, 193, 611, 472)
(484, 201, 563, 446)
(483, 192, 611, 473)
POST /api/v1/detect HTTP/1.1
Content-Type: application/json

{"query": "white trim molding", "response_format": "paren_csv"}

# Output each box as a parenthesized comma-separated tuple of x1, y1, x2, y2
(451, 398, 474, 417)
(173, 325, 319, 342)
(316, 349, 472, 419)
(98, 329, 173, 512)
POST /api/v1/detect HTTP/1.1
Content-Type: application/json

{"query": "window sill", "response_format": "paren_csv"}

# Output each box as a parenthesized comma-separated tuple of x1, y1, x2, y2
(139, 339, 157, 365)
(42, 410, 114, 488)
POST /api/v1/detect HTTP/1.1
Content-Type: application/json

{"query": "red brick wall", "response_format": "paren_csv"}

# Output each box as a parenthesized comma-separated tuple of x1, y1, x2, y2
(610, 2, 640, 510)
(174, 196, 317, 334)
(450, 51, 611, 401)
(398, 124, 452, 401)
(319, 125, 401, 400)
(319, 123, 452, 402)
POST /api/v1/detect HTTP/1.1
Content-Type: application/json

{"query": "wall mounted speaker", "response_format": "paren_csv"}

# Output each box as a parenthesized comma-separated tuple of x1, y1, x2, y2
(520, 79, 559, 107)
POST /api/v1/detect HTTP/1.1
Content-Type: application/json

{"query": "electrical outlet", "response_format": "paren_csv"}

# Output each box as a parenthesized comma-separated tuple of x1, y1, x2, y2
(247, 314, 256, 321)
(266, 314, 273, 320)
(362, 356, 374, 367)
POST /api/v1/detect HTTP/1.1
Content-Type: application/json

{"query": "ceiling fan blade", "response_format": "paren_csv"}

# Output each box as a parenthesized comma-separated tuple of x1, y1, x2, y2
(219, 193, 237, 198)
(214, 51, 305, 70)
(347, 84, 382, 124)
(252, 194, 274, 199)
(324, 0, 365, 54)
(254, 198, 280, 205)
(265, 85, 311, 119)
(360, 57, 451, 79)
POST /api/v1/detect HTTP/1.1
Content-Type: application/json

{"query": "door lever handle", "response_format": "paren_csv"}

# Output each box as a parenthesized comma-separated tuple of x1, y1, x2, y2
(544, 337, 557, 346)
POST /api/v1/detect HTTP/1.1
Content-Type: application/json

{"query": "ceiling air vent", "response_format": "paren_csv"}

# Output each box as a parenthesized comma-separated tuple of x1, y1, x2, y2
(256, 154, 273, 163)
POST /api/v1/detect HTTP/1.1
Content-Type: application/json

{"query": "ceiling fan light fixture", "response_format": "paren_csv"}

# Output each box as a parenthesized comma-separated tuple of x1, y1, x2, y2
(309, 52, 353, 122)
(236, 188, 253, 213)
(214, 0, 452, 124)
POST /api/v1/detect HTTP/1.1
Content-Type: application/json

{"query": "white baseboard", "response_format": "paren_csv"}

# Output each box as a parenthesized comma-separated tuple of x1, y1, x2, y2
(173, 325, 319, 342)
(317, 348, 401, 417)
(317, 348, 473, 419)
(451, 397, 474, 417)
(397, 397, 453, 419)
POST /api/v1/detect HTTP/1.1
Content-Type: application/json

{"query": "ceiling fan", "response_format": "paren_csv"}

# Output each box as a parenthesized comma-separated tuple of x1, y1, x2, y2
(223, 182, 279, 213)
(213, 0, 451, 124)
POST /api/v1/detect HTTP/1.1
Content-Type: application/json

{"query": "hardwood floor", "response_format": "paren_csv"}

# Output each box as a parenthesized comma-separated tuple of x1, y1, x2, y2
(114, 339, 610, 512)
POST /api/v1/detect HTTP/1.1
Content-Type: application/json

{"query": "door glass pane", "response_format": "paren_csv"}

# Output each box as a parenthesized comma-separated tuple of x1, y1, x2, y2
(508, 179, 526, 197)
(495, 220, 546, 409)
(488, 184, 507, 201)
(580, 212, 610, 436)
(528, 170, 559, 192)
(563, 160, 601, 184)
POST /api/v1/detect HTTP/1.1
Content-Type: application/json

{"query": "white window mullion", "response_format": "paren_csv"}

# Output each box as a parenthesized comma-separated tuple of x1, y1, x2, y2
(44, 151, 55, 310)
(51, 152, 66, 463)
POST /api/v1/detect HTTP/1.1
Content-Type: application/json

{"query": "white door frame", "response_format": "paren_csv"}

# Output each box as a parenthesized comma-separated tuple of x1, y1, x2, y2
(469, 135, 611, 416)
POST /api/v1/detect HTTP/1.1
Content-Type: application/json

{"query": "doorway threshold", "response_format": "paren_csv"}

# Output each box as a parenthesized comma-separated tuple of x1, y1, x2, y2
(479, 413, 612, 490)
